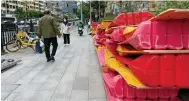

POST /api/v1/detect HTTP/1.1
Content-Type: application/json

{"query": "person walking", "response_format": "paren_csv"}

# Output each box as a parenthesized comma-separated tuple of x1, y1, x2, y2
(60, 16, 71, 47)
(88, 19, 91, 35)
(37, 10, 61, 62)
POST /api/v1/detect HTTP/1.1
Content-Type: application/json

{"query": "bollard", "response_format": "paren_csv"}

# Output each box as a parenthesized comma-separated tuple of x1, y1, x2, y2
(35, 41, 41, 53)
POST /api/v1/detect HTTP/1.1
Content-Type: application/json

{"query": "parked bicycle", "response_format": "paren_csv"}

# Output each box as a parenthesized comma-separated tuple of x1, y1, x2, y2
(6, 31, 40, 52)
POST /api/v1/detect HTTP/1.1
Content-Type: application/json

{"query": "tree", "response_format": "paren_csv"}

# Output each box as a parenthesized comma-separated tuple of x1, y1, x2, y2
(91, 1, 106, 17)
(14, 8, 26, 20)
(154, 1, 189, 15)
(76, 2, 90, 19)
(28, 10, 41, 18)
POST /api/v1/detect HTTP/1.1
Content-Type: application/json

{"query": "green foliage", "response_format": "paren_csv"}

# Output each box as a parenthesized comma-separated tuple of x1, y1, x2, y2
(14, 8, 42, 20)
(99, 15, 116, 23)
(154, 1, 189, 15)
(14, 8, 26, 20)
(76, 1, 107, 19)
(77, 2, 90, 18)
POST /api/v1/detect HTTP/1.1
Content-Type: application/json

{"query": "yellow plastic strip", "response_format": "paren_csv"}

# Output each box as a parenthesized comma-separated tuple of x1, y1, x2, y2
(104, 49, 146, 88)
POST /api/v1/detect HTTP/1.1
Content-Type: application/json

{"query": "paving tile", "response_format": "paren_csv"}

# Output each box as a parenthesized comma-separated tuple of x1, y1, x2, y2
(1, 92, 11, 100)
(59, 73, 76, 83)
(1, 84, 20, 92)
(71, 90, 88, 99)
(70, 98, 88, 101)
(50, 97, 70, 101)
(3, 92, 19, 101)
(16, 70, 40, 84)
(13, 90, 36, 100)
(73, 77, 88, 90)
(56, 81, 74, 91)
(32, 63, 46, 71)
(89, 98, 107, 101)
(31, 90, 54, 101)
(14, 83, 42, 93)
(89, 72, 103, 83)
(89, 83, 106, 99)
(2, 67, 33, 84)
(30, 73, 49, 84)
(39, 76, 62, 90)
(51, 90, 72, 99)
(77, 66, 89, 77)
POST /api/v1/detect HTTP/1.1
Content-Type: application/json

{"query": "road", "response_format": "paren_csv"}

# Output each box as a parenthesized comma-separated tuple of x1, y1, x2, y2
(1, 27, 106, 101)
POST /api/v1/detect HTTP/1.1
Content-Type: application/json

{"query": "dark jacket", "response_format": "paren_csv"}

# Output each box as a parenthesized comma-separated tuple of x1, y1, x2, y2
(38, 15, 60, 38)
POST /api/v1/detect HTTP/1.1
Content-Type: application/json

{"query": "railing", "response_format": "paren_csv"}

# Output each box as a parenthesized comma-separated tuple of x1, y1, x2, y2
(1, 21, 18, 54)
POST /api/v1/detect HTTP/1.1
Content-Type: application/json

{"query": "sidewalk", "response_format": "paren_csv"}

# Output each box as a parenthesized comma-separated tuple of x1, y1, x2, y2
(1, 27, 107, 101)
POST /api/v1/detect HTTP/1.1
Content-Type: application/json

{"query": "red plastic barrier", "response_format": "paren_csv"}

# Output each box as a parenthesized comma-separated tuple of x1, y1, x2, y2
(152, 21, 167, 49)
(167, 20, 183, 49)
(102, 72, 179, 100)
(97, 48, 105, 67)
(109, 11, 154, 27)
(160, 55, 175, 87)
(127, 12, 134, 25)
(110, 27, 125, 42)
(102, 72, 124, 98)
(127, 54, 189, 88)
(128, 21, 152, 49)
(183, 20, 189, 49)
(91, 22, 99, 28)
(105, 39, 119, 55)
(129, 55, 160, 87)
(127, 20, 189, 50)
(176, 54, 189, 88)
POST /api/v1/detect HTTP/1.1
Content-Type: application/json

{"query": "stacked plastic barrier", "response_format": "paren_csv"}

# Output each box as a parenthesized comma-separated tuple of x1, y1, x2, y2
(92, 9, 189, 101)
(90, 22, 99, 36)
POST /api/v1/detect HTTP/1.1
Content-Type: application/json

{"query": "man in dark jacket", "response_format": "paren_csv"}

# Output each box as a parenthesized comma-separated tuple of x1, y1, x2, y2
(38, 10, 61, 62)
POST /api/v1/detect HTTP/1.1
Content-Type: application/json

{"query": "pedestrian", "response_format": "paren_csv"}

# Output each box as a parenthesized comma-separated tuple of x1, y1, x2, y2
(37, 9, 61, 62)
(60, 16, 71, 47)
(88, 19, 91, 35)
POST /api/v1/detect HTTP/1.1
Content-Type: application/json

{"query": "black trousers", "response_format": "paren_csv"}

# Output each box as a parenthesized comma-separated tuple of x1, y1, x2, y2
(63, 34, 70, 44)
(44, 37, 58, 59)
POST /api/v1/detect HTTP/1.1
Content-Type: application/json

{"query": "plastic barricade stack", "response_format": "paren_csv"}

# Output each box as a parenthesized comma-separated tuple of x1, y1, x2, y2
(92, 9, 189, 101)
(90, 22, 99, 36)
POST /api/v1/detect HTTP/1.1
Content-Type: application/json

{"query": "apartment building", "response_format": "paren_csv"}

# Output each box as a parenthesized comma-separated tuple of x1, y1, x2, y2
(1, 0, 46, 15)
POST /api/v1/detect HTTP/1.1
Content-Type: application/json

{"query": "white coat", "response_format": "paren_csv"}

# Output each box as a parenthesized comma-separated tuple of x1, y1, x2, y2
(60, 23, 71, 34)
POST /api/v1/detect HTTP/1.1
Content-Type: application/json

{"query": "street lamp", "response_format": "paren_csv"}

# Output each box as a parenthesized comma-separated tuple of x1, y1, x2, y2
(80, 0, 83, 23)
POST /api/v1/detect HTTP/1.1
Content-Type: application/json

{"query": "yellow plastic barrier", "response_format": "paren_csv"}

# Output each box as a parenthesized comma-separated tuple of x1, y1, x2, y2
(123, 26, 137, 40)
(98, 20, 112, 30)
(116, 45, 129, 56)
(123, 26, 137, 35)
(104, 49, 146, 88)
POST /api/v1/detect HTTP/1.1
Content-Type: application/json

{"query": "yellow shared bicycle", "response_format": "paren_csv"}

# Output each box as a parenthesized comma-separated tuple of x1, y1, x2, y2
(6, 31, 40, 52)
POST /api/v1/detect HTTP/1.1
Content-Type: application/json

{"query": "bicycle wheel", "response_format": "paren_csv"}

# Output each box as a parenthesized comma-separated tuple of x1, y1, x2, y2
(30, 39, 39, 51)
(6, 39, 21, 52)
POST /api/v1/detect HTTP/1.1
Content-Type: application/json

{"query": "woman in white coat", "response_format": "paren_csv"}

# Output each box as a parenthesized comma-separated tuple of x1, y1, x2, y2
(60, 16, 71, 46)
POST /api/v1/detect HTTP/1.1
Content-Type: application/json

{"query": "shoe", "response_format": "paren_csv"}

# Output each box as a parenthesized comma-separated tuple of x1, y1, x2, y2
(64, 44, 67, 47)
(50, 56, 55, 62)
(47, 58, 51, 62)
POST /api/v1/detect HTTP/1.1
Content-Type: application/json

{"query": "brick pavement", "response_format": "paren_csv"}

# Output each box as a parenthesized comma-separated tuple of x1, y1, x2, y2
(1, 27, 106, 101)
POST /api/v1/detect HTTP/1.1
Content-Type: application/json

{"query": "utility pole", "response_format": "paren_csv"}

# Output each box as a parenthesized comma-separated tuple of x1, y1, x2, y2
(98, 1, 100, 22)
(80, 0, 83, 23)
(90, 1, 92, 23)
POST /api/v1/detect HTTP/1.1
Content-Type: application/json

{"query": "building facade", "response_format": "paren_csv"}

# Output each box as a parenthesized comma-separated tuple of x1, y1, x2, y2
(46, 1, 77, 16)
(105, 1, 165, 14)
(1, 0, 46, 16)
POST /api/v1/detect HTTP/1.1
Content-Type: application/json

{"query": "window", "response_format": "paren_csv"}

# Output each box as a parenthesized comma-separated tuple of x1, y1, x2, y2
(2, 3, 6, 7)
(13, 6, 15, 9)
